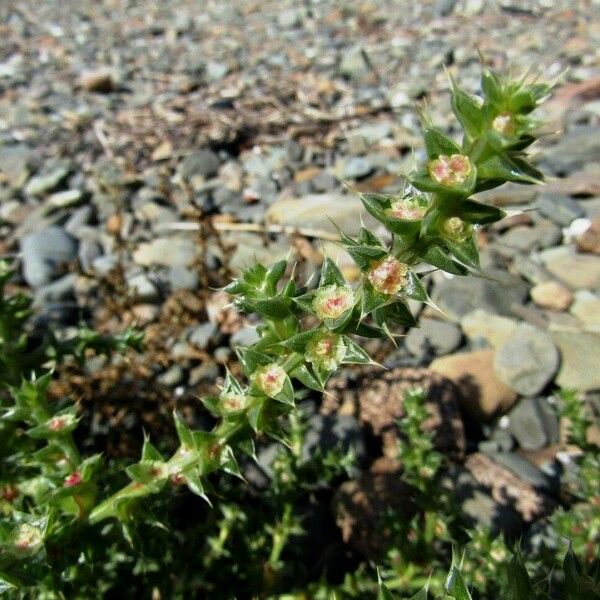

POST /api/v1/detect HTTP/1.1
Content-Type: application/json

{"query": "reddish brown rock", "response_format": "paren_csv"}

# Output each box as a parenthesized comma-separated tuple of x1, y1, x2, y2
(465, 453, 555, 522)
(333, 457, 416, 557)
(576, 213, 600, 255)
(324, 367, 466, 461)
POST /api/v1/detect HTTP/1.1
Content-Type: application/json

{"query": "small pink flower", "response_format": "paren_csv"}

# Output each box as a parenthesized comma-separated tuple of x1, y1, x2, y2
(492, 112, 515, 136)
(14, 524, 42, 552)
(313, 285, 355, 320)
(49, 416, 69, 432)
(388, 199, 426, 221)
(305, 333, 346, 371)
(64, 471, 82, 487)
(170, 473, 187, 486)
(428, 154, 472, 187)
(220, 394, 247, 413)
(367, 256, 409, 295)
(251, 363, 287, 397)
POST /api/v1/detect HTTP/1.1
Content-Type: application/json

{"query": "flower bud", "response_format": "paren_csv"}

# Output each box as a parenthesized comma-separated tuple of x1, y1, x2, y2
(313, 285, 354, 320)
(170, 472, 187, 486)
(251, 363, 286, 397)
(49, 414, 75, 432)
(387, 198, 426, 221)
(14, 524, 43, 553)
(492, 112, 515, 136)
(305, 333, 346, 371)
(220, 393, 247, 413)
(64, 471, 82, 487)
(442, 216, 469, 240)
(428, 153, 472, 187)
(367, 256, 409, 295)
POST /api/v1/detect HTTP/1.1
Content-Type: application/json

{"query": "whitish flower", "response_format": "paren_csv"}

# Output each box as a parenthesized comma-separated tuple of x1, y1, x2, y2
(367, 256, 409, 295)
(64, 471, 82, 487)
(251, 363, 287, 397)
(387, 198, 426, 221)
(14, 524, 43, 553)
(48, 414, 75, 432)
(442, 216, 468, 240)
(220, 393, 247, 413)
(313, 285, 355, 320)
(305, 333, 346, 371)
(428, 154, 472, 187)
(492, 112, 515, 136)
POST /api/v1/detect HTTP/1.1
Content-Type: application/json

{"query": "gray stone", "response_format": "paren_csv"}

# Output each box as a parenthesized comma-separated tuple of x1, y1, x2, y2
(340, 156, 375, 179)
(230, 326, 260, 347)
(435, 0, 458, 15)
(33, 273, 77, 305)
(483, 451, 555, 493)
(157, 365, 184, 387)
(278, 8, 303, 28)
(339, 45, 369, 79)
(552, 331, 600, 391)
(508, 397, 559, 451)
(205, 61, 229, 82)
(540, 247, 600, 290)
(537, 194, 585, 227)
(20, 226, 78, 287)
(512, 255, 553, 284)
(540, 128, 600, 175)
(404, 318, 462, 359)
(312, 171, 338, 192)
(133, 237, 198, 267)
(189, 322, 218, 350)
(0, 144, 34, 186)
(24, 165, 70, 196)
(127, 273, 159, 302)
(188, 360, 219, 386)
(64, 206, 94, 237)
(284, 139, 304, 163)
(168, 265, 199, 291)
(494, 324, 559, 396)
(461, 309, 519, 348)
(179, 150, 220, 180)
(78, 238, 103, 272)
(92, 255, 118, 276)
(431, 269, 529, 322)
(302, 414, 366, 465)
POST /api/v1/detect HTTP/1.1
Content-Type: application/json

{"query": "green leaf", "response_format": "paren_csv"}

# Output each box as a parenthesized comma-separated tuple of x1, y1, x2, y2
(360, 193, 424, 235)
(265, 260, 287, 292)
(362, 283, 393, 315)
(403, 271, 429, 303)
(320, 257, 347, 287)
(423, 126, 461, 158)
(126, 461, 168, 490)
(445, 235, 480, 271)
(290, 364, 323, 391)
(458, 199, 505, 224)
(220, 446, 243, 480)
(274, 375, 295, 406)
(451, 83, 484, 140)
(254, 297, 292, 320)
(563, 542, 582, 592)
(377, 569, 396, 600)
(477, 153, 542, 186)
(282, 330, 321, 354)
(173, 411, 195, 448)
(506, 549, 534, 600)
(409, 165, 477, 197)
(481, 67, 503, 106)
(237, 347, 273, 376)
(342, 337, 374, 364)
(141, 438, 165, 462)
(222, 371, 245, 396)
(410, 589, 428, 600)
(445, 563, 473, 600)
(422, 245, 469, 276)
(374, 300, 418, 329)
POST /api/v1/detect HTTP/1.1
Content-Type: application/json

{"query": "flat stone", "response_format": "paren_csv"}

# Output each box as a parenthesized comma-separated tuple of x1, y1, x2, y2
(541, 248, 600, 290)
(552, 331, 600, 391)
(537, 193, 585, 227)
(133, 237, 198, 267)
(127, 273, 159, 302)
(570, 293, 600, 332)
(266, 193, 377, 236)
(302, 414, 366, 465)
(24, 165, 70, 196)
(494, 324, 559, 396)
(461, 309, 519, 348)
(540, 127, 600, 176)
(20, 226, 78, 287)
(508, 397, 559, 451)
(0, 144, 34, 186)
(189, 322, 218, 350)
(431, 269, 529, 322)
(530, 280, 573, 311)
(179, 150, 220, 180)
(430, 349, 518, 422)
(404, 318, 462, 359)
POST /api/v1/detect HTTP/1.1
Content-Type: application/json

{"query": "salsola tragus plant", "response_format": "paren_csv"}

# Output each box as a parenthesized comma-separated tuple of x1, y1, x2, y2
(87, 64, 551, 523)
(1, 63, 554, 591)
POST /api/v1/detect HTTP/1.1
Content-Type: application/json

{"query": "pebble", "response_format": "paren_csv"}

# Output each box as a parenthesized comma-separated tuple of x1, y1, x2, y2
(530, 280, 573, 311)
(189, 322, 218, 350)
(430, 349, 518, 422)
(537, 193, 585, 227)
(552, 331, 600, 391)
(133, 237, 198, 267)
(20, 226, 78, 287)
(494, 324, 559, 396)
(24, 165, 70, 196)
(79, 69, 115, 93)
(404, 318, 462, 359)
(460, 309, 518, 348)
(570, 292, 600, 332)
(508, 397, 559, 451)
(179, 150, 221, 180)
(540, 248, 600, 290)
(302, 414, 366, 465)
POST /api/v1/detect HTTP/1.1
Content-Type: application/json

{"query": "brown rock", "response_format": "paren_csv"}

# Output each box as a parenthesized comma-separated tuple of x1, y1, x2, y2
(576, 213, 600, 255)
(430, 349, 518, 422)
(530, 280, 573, 311)
(79, 69, 115, 93)
(333, 457, 416, 557)
(465, 453, 555, 522)
(324, 367, 466, 461)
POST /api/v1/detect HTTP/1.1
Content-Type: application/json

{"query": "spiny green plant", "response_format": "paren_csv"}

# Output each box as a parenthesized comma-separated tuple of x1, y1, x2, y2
(88, 64, 551, 526)
(0, 63, 557, 595)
